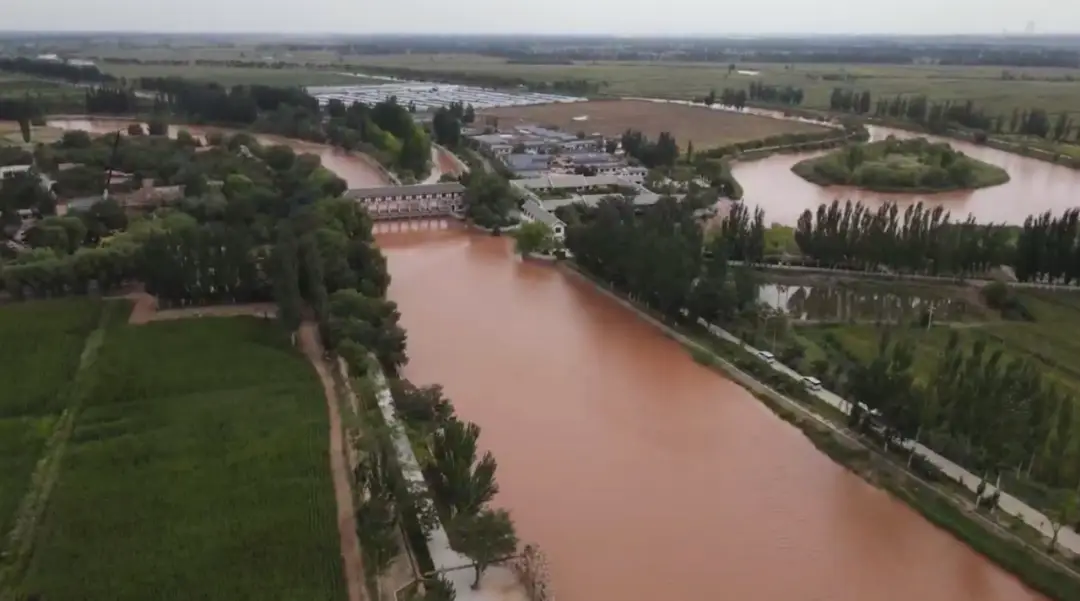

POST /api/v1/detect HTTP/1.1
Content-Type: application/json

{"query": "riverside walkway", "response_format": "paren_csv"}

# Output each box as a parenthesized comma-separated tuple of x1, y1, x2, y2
(699, 320, 1080, 555)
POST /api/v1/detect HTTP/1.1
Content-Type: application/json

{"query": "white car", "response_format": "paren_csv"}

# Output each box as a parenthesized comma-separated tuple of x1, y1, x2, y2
(803, 376, 823, 391)
(758, 350, 776, 363)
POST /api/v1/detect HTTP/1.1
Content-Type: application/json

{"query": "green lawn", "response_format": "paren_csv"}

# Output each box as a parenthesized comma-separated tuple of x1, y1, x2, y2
(0, 300, 102, 556)
(19, 318, 346, 601)
(796, 288, 1080, 395)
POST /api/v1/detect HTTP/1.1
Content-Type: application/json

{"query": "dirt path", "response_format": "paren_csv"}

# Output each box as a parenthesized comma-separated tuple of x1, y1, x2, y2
(119, 291, 277, 325)
(299, 322, 368, 601)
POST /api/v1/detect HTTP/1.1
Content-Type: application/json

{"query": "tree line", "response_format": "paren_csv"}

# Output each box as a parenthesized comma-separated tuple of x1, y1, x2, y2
(847, 330, 1078, 547)
(565, 196, 759, 326)
(793, 200, 1013, 276)
(790, 200, 1080, 283)
(621, 129, 679, 169)
(0, 57, 115, 84)
(832, 87, 1077, 142)
(1014, 209, 1080, 284)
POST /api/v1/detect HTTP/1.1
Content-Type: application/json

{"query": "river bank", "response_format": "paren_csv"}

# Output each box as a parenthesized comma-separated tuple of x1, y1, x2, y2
(559, 260, 1080, 601)
(380, 228, 1047, 601)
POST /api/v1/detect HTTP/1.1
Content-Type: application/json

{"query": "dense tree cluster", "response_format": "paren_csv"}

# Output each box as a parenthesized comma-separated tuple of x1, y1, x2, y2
(620, 129, 679, 169)
(0, 132, 381, 309)
(84, 87, 139, 115)
(461, 171, 519, 229)
(715, 202, 765, 263)
(848, 330, 1078, 544)
(1014, 209, 1080, 284)
(796, 137, 997, 191)
(794, 200, 1013, 275)
(566, 196, 759, 324)
(830, 89, 873, 114)
(747, 82, 805, 105)
(430, 101, 474, 148)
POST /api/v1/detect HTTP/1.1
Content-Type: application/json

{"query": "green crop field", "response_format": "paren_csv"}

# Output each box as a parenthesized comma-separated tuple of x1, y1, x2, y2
(97, 63, 380, 87)
(345, 54, 1080, 118)
(0, 299, 102, 553)
(795, 288, 1080, 396)
(18, 317, 345, 601)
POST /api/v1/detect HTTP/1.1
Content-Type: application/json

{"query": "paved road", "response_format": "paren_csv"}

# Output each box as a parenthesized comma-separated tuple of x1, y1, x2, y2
(733, 261, 1080, 292)
(700, 319, 1080, 554)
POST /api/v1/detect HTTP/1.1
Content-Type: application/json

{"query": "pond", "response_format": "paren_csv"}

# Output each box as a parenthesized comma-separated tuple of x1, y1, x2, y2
(759, 283, 973, 323)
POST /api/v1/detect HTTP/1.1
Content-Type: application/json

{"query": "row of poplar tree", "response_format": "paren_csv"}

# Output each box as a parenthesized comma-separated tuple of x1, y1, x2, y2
(791, 200, 1080, 284)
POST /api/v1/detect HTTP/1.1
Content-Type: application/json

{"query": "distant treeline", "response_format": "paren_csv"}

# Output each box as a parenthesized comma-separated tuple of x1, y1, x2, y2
(261, 38, 1080, 68)
(828, 87, 1080, 141)
(0, 57, 115, 84)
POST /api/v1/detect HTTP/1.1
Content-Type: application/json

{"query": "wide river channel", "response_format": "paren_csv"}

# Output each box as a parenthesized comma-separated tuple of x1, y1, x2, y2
(56, 116, 1061, 600)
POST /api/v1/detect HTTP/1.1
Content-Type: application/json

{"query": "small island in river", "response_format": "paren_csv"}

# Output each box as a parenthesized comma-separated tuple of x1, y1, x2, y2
(791, 136, 1010, 193)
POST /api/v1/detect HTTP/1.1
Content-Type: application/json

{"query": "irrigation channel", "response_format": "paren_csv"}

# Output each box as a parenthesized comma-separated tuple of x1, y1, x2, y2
(51, 116, 1073, 600)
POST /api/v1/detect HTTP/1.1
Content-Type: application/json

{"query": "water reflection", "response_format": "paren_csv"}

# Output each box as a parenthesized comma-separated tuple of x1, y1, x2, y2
(759, 283, 970, 322)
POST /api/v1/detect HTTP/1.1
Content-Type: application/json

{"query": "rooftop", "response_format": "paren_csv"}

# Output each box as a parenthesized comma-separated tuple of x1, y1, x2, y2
(343, 182, 466, 200)
(523, 198, 565, 228)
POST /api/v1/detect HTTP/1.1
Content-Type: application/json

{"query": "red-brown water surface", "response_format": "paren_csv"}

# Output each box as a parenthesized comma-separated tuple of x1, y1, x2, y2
(379, 224, 1045, 601)
(736, 126, 1080, 226)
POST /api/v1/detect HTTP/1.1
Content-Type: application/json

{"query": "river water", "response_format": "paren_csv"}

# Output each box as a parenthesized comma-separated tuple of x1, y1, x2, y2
(370, 106, 1076, 601)
(49, 116, 1057, 600)
(735, 125, 1080, 226)
(380, 227, 1043, 601)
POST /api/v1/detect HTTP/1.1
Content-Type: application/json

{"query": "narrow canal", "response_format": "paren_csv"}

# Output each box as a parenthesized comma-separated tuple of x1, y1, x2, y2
(379, 226, 1043, 601)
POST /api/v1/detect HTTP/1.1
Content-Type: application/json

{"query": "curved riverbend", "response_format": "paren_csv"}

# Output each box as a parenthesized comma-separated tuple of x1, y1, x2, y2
(45, 118, 392, 189)
(735, 125, 1080, 226)
(379, 226, 1043, 601)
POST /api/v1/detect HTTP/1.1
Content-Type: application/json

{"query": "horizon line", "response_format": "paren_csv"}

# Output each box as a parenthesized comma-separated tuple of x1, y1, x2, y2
(2, 30, 1080, 38)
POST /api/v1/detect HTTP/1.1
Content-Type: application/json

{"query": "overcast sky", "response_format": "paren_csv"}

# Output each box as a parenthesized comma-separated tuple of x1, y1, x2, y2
(3, 0, 1076, 36)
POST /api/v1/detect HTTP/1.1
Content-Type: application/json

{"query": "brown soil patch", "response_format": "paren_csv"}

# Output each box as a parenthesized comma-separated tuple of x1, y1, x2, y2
(121, 291, 276, 325)
(480, 99, 829, 149)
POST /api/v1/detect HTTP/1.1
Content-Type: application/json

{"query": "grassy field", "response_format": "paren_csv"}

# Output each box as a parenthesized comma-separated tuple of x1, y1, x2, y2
(792, 288, 1080, 395)
(481, 99, 828, 148)
(0, 300, 102, 555)
(342, 54, 1080, 118)
(18, 317, 345, 601)
(97, 63, 381, 87)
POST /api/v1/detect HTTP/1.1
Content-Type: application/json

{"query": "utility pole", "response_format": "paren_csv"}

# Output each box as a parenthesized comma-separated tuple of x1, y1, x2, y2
(101, 129, 122, 200)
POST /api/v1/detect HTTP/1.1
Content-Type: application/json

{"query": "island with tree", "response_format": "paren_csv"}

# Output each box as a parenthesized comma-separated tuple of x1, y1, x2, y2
(791, 136, 1010, 193)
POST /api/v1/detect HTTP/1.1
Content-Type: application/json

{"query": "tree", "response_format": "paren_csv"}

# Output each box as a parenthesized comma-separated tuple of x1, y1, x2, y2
(513, 221, 554, 255)
(1048, 491, 1078, 553)
(429, 418, 499, 519)
(18, 117, 31, 143)
(147, 118, 168, 137)
(448, 509, 518, 590)
(271, 220, 303, 332)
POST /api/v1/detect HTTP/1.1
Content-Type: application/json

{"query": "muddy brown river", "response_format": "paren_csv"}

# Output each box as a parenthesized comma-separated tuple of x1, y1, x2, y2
(736, 125, 1080, 226)
(51, 116, 1062, 599)
(379, 226, 1043, 601)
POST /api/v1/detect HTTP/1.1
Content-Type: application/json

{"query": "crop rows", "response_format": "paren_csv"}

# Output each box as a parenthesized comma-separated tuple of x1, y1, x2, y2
(0, 299, 101, 549)
(18, 317, 345, 601)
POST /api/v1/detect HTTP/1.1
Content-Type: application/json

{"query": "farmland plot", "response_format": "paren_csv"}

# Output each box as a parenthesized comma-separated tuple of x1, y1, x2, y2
(18, 318, 346, 601)
(0, 299, 102, 549)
